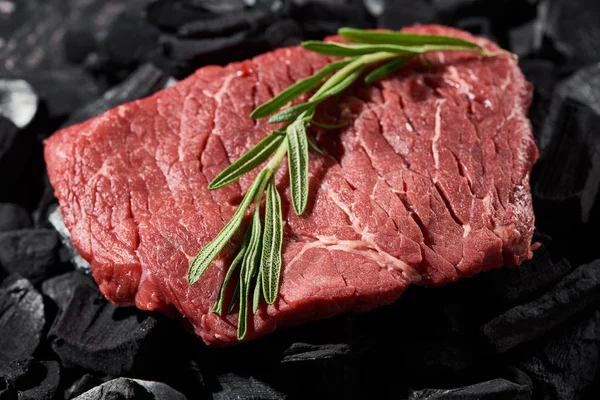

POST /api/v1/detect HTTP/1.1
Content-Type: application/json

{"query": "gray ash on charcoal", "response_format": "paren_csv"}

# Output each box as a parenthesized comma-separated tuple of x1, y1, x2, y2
(1, 0, 600, 399)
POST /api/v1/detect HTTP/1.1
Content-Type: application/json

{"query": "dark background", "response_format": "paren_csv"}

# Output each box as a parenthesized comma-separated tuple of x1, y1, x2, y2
(1, 0, 600, 399)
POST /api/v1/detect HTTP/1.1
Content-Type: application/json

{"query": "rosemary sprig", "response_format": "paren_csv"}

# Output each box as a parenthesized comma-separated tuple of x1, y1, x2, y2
(187, 27, 495, 339)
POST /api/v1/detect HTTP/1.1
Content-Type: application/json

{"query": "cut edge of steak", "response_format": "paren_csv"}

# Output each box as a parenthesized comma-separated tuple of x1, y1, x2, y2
(43, 25, 538, 346)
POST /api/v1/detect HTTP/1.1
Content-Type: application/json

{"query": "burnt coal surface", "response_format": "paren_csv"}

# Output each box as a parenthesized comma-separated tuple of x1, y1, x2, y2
(1, 0, 600, 399)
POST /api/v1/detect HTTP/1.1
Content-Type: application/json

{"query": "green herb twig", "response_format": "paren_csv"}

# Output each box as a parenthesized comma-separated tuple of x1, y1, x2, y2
(187, 27, 495, 339)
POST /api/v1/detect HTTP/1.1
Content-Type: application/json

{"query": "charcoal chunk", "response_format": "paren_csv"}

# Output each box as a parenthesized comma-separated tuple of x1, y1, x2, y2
(518, 310, 600, 400)
(469, 244, 571, 310)
(282, 342, 351, 363)
(63, 25, 98, 65)
(48, 283, 174, 376)
(101, 13, 160, 69)
(0, 203, 32, 232)
(213, 373, 284, 400)
(408, 378, 530, 400)
(293, 0, 374, 39)
(545, 0, 600, 66)
(64, 374, 108, 400)
(0, 229, 68, 284)
(481, 259, 600, 353)
(74, 378, 186, 400)
(377, 0, 437, 29)
(48, 206, 91, 273)
(0, 359, 60, 400)
(0, 79, 38, 128)
(41, 272, 96, 312)
(0, 116, 18, 163)
(519, 59, 560, 135)
(533, 62, 600, 263)
(0, 277, 44, 362)
(65, 63, 173, 127)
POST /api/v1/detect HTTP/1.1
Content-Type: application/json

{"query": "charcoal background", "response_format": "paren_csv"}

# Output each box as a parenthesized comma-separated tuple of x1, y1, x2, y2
(1, 0, 600, 399)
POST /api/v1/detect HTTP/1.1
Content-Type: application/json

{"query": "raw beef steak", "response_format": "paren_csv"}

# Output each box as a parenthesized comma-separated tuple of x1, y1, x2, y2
(44, 25, 538, 346)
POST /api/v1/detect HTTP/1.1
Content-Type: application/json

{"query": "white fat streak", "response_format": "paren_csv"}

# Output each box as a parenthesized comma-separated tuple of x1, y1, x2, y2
(432, 100, 445, 181)
(447, 66, 474, 98)
(405, 122, 414, 132)
(463, 223, 471, 238)
(320, 182, 422, 282)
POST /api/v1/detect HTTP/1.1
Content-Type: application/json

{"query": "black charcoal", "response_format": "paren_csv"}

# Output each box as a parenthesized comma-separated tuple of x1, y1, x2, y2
(533, 62, 600, 262)
(41, 272, 96, 312)
(545, 0, 600, 66)
(64, 26, 98, 65)
(0, 116, 18, 162)
(0, 359, 60, 400)
(48, 283, 172, 376)
(65, 63, 172, 127)
(408, 378, 530, 400)
(213, 373, 284, 400)
(0, 203, 32, 231)
(23, 68, 100, 120)
(469, 244, 571, 309)
(455, 17, 495, 42)
(101, 13, 160, 69)
(518, 310, 600, 400)
(0, 79, 38, 129)
(378, 0, 437, 29)
(48, 206, 91, 273)
(519, 58, 560, 136)
(293, 0, 374, 39)
(0, 229, 68, 284)
(147, 0, 214, 31)
(74, 378, 186, 400)
(177, 7, 272, 38)
(0, 277, 44, 362)
(481, 259, 600, 353)
(64, 374, 107, 400)
(282, 342, 351, 363)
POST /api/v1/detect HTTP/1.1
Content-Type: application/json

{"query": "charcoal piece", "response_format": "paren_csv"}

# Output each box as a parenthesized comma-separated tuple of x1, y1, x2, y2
(187, 0, 249, 14)
(293, 0, 374, 39)
(48, 206, 91, 273)
(468, 244, 571, 310)
(22, 68, 100, 120)
(0, 116, 18, 162)
(213, 373, 284, 400)
(533, 63, 600, 263)
(74, 378, 186, 400)
(65, 63, 172, 127)
(101, 13, 160, 69)
(0, 203, 32, 231)
(281, 342, 351, 363)
(64, 374, 106, 400)
(545, 0, 600, 66)
(48, 283, 172, 376)
(0, 277, 44, 362)
(0, 229, 68, 284)
(377, 0, 437, 30)
(519, 59, 560, 135)
(518, 310, 600, 400)
(41, 272, 96, 312)
(508, 19, 539, 58)
(408, 378, 530, 400)
(455, 17, 495, 42)
(63, 25, 98, 65)
(0, 79, 38, 129)
(0, 359, 60, 400)
(146, 0, 213, 31)
(260, 18, 303, 48)
(177, 6, 273, 38)
(481, 259, 600, 353)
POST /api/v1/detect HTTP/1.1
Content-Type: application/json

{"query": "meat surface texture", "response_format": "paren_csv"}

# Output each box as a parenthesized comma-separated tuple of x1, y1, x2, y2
(44, 25, 538, 346)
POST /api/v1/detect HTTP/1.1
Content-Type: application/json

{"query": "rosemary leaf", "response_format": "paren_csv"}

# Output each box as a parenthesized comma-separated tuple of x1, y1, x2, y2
(286, 119, 309, 215)
(310, 120, 348, 130)
(237, 208, 263, 340)
(312, 66, 365, 102)
(251, 59, 354, 119)
(228, 279, 240, 313)
(338, 28, 485, 52)
(187, 168, 268, 284)
(253, 268, 262, 313)
(209, 133, 285, 190)
(302, 41, 484, 58)
(211, 229, 250, 315)
(268, 102, 315, 123)
(307, 137, 324, 155)
(260, 181, 283, 304)
(364, 57, 412, 84)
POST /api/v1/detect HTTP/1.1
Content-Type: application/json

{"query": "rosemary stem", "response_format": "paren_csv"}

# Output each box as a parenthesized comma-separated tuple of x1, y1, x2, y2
(312, 51, 397, 99)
